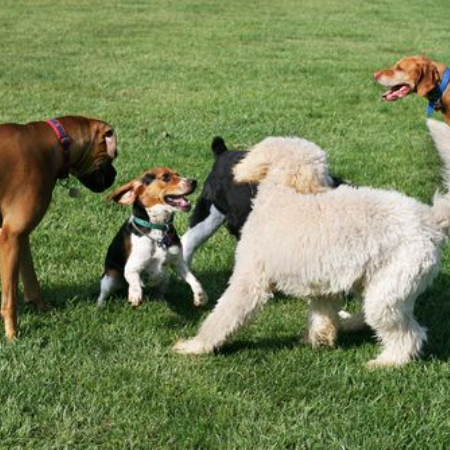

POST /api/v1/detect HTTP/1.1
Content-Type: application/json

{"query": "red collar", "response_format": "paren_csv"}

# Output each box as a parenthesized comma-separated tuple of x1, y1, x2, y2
(46, 118, 70, 179)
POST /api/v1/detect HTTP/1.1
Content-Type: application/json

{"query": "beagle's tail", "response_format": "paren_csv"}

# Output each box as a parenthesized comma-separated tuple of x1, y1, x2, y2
(428, 118, 450, 232)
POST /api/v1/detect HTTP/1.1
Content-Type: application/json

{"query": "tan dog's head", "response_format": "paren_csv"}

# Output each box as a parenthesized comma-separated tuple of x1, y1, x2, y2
(60, 116, 118, 193)
(108, 167, 197, 219)
(373, 55, 441, 100)
(233, 137, 333, 194)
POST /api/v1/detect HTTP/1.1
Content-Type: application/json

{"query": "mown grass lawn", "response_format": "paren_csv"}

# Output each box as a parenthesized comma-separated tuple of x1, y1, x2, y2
(1, 0, 450, 448)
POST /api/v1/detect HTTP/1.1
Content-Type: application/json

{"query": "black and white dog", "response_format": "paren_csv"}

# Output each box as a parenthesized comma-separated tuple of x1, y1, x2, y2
(181, 137, 346, 265)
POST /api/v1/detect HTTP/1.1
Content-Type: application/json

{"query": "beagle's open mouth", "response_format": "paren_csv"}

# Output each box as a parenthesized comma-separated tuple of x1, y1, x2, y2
(382, 84, 413, 101)
(164, 194, 191, 211)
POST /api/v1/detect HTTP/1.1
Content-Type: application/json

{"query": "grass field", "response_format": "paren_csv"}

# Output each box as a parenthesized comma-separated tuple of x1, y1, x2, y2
(1, 0, 450, 448)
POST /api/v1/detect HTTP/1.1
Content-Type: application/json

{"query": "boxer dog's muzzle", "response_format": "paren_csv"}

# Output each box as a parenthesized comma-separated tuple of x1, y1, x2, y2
(73, 122, 118, 193)
(78, 161, 117, 193)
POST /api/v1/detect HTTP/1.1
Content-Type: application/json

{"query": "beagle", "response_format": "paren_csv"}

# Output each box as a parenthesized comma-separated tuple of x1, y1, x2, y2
(97, 167, 208, 308)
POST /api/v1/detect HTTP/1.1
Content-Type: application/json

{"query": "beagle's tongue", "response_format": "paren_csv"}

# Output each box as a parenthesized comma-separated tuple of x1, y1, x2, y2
(382, 85, 412, 101)
(166, 195, 191, 211)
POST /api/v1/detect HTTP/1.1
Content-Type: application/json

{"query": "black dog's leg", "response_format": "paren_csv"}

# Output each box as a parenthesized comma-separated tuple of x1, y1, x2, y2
(181, 197, 225, 266)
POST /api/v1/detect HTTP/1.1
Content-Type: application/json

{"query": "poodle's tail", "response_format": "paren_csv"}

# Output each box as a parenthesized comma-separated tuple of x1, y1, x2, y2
(428, 119, 450, 232)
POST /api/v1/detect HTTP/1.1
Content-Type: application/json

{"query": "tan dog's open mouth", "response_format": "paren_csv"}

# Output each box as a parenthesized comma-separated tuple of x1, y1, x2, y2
(382, 84, 413, 101)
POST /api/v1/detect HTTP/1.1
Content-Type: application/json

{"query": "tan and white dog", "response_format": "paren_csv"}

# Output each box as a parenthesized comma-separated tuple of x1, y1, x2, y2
(97, 167, 208, 308)
(374, 55, 450, 124)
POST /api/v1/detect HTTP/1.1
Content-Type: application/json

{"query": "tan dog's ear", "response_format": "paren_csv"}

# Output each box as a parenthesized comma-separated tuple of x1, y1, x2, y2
(417, 63, 440, 97)
(287, 165, 328, 194)
(233, 148, 273, 184)
(108, 180, 143, 205)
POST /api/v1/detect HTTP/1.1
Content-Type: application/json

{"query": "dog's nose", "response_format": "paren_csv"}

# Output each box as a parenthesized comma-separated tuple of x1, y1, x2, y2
(373, 71, 381, 81)
(189, 179, 197, 190)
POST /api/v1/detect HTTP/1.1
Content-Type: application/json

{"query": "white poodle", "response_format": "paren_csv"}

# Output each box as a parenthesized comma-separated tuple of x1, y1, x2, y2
(174, 119, 450, 368)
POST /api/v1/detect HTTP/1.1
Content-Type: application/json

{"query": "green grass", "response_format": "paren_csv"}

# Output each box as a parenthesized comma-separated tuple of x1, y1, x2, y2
(1, 0, 450, 448)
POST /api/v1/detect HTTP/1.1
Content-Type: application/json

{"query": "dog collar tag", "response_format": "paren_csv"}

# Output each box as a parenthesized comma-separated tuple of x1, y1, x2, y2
(158, 234, 171, 250)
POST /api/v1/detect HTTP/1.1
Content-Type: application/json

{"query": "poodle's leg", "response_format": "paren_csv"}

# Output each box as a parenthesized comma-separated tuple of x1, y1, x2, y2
(304, 296, 341, 347)
(181, 204, 225, 266)
(174, 271, 272, 355)
(364, 294, 427, 369)
(363, 250, 436, 368)
(338, 290, 367, 332)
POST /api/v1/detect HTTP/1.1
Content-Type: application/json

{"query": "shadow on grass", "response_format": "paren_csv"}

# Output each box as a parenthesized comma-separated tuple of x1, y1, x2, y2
(167, 271, 450, 361)
(14, 269, 450, 362)
(220, 336, 300, 355)
(17, 266, 233, 318)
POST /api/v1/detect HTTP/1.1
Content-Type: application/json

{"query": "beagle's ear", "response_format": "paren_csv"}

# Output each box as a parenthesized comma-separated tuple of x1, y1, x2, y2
(417, 63, 440, 97)
(108, 180, 143, 205)
(287, 165, 328, 194)
(233, 147, 273, 184)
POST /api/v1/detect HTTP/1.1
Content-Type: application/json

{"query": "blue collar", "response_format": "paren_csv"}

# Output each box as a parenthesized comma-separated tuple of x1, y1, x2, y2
(427, 67, 450, 117)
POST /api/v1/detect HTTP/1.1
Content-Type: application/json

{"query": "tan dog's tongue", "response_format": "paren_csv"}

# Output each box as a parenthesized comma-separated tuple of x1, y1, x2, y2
(383, 85, 412, 101)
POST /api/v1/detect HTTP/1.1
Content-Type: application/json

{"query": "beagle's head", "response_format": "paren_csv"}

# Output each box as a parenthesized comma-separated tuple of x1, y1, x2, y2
(108, 167, 197, 214)
(374, 55, 441, 100)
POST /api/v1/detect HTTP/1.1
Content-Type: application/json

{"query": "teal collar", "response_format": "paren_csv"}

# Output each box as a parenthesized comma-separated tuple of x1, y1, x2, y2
(131, 213, 174, 232)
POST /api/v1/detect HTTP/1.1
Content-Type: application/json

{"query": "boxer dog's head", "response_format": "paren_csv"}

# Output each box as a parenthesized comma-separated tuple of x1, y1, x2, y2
(62, 116, 118, 192)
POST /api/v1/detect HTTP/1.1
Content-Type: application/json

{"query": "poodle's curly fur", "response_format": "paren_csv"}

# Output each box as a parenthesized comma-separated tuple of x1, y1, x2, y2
(174, 120, 450, 367)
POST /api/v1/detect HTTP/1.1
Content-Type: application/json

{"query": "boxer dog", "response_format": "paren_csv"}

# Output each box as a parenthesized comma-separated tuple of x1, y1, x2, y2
(0, 116, 118, 340)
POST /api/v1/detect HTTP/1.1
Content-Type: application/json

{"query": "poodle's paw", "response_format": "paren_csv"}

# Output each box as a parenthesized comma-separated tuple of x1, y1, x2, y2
(193, 290, 208, 307)
(173, 338, 211, 355)
(366, 356, 406, 370)
(339, 311, 367, 332)
(302, 325, 337, 347)
(338, 310, 352, 320)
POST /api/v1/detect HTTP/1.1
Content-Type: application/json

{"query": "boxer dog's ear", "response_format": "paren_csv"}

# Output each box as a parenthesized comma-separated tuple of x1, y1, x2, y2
(104, 128, 117, 159)
(108, 180, 143, 205)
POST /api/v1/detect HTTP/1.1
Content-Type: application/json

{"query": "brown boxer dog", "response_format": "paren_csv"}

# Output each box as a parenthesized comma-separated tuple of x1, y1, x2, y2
(0, 116, 118, 340)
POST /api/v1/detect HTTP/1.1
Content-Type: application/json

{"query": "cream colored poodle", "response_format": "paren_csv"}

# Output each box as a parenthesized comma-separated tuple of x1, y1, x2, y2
(174, 120, 450, 368)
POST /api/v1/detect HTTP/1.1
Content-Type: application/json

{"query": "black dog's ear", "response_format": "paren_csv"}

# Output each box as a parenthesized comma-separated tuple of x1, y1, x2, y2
(211, 136, 228, 159)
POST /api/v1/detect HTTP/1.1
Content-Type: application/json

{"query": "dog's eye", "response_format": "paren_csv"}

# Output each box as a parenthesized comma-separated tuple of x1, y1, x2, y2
(161, 173, 172, 182)
(142, 173, 156, 185)
(105, 129, 114, 138)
